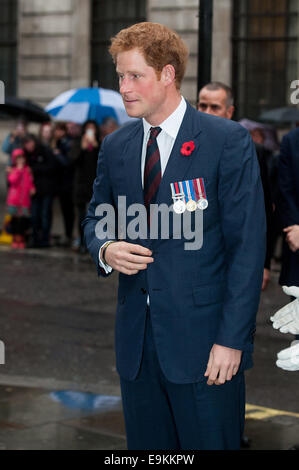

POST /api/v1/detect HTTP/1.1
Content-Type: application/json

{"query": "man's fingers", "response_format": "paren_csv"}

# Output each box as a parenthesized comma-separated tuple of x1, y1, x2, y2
(117, 261, 149, 273)
(127, 243, 153, 257)
(121, 268, 139, 275)
(205, 356, 221, 385)
(204, 345, 241, 385)
(283, 226, 293, 233)
(206, 364, 219, 385)
(215, 365, 229, 385)
(204, 352, 213, 378)
(107, 242, 154, 274)
(119, 252, 154, 273)
(125, 253, 154, 265)
(225, 365, 236, 382)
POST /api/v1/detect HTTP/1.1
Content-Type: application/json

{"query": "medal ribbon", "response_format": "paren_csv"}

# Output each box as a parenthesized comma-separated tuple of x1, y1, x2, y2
(187, 180, 196, 202)
(171, 178, 207, 204)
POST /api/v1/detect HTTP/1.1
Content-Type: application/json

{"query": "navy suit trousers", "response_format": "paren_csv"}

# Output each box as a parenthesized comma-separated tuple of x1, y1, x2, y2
(120, 309, 246, 450)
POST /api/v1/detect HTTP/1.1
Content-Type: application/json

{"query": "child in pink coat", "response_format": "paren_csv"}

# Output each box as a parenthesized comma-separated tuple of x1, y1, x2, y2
(6, 148, 36, 248)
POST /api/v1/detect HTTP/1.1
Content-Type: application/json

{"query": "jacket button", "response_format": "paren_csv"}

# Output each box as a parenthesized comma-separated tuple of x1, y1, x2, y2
(141, 288, 147, 295)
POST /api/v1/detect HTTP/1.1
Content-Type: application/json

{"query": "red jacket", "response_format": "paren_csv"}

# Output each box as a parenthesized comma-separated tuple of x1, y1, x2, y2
(6, 166, 35, 210)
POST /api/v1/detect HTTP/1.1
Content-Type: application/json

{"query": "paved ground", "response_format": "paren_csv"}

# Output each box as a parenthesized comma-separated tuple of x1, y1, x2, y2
(0, 244, 299, 450)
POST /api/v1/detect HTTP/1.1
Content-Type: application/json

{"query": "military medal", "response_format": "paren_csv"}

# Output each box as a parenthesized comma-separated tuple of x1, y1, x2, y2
(184, 179, 197, 212)
(170, 177, 208, 213)
(193, 178, 208, 210)
(198, 197, 208, 210)
(173, 198, 186, 214)
(170, 183, 186, 214)
(186, 199, 197, 211)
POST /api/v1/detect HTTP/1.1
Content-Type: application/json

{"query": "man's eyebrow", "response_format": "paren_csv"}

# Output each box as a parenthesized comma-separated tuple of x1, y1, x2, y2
(116, 69, 142, 75)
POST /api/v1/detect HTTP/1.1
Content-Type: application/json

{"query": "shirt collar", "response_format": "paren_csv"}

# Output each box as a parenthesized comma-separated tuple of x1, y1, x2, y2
(143, 96, 187, 140)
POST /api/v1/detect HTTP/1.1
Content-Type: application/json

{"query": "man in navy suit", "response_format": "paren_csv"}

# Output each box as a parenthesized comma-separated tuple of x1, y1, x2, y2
(83, 22, 266, 450)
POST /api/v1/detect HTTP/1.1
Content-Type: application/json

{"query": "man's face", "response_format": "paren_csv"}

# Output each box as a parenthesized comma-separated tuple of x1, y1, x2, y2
(116, 48, 167, 125)
(67, 122, 81, 138)
(41, 124, 52, 141)
(198, 88, 234, 119)
(24, 140, 35, 153)
(16, 123, 27, 137)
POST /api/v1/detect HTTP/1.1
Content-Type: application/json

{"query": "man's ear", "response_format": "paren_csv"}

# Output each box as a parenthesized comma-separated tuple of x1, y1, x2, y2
(161, 64, 176, 86)
(227, 105, 235, 119)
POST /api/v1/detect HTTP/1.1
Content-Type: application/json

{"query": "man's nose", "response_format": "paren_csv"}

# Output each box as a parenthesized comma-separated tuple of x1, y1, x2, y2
(120, 77, 130, 94)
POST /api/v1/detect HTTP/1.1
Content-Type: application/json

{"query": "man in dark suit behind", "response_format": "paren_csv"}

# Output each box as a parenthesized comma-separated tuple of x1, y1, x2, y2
(198, 82, 273, 291)
(277, 127, 299, 286)
(83, 22, 266, 450)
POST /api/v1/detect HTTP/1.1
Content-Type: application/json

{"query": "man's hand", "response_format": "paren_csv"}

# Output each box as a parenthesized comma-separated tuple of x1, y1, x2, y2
(104, 241, 154, 275)
(283, 225, 299, 252)
(262, 268, 270, 291)
(270, 286, 299, 334)
(204, 344, 242, 385)
(276, 340, 299, 371)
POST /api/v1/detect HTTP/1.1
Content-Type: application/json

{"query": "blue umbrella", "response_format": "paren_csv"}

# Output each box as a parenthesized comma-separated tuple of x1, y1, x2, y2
(45, 87, 132, 125)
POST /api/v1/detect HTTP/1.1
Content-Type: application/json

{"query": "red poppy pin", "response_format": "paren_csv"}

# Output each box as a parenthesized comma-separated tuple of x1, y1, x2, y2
(181, 141, 195, 156)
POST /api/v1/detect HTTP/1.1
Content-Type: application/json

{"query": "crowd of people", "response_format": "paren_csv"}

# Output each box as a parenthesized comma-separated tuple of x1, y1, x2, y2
(1, 117, 119, 251)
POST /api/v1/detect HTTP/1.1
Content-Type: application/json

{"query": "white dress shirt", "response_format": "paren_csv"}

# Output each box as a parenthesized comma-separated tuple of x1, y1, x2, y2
(99, 96, 187, 273)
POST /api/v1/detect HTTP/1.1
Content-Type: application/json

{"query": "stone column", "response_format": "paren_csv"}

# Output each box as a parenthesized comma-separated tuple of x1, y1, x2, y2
(147, 0, 199, 106)
(211, 0, 232, 87)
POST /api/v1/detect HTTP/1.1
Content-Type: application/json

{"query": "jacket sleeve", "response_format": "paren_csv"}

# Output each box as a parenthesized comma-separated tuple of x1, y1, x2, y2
(2, 134, 13, 155)
(7, 168, 22, 185)
(81, 136, 117, 277)
(215, 125, 266, 352)
(277, 134, 299, 227)
(255, 144, 274, 269)
(28, 169, 36, 192)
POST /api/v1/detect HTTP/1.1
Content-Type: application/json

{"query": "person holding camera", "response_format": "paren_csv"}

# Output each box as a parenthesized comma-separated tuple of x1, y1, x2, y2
(71, 120, 101, 253)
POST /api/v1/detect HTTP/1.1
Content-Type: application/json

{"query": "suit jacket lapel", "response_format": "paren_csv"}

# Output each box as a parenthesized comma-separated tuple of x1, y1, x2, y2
(156, 102, 202, 207)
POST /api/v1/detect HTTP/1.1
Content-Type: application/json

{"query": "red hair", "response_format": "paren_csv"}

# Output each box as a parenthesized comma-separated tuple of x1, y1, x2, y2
(109, 22, 189, 89)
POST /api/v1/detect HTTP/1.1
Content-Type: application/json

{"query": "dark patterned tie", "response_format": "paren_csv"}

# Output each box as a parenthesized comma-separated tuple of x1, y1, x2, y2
(144, 127, 162, 223)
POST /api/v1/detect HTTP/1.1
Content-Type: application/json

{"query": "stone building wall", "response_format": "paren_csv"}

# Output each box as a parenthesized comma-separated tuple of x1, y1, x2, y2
(147, 0, 199, 105)
(17, 0, 91, 107)
(16, 0, 233, 107)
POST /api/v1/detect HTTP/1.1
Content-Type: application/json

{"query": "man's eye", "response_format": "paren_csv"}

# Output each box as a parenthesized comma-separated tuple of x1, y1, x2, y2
(199, 103, 207, 110)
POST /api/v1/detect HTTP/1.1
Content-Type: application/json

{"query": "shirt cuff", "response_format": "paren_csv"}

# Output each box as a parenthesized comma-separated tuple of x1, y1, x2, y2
(99, 242, 113, 274)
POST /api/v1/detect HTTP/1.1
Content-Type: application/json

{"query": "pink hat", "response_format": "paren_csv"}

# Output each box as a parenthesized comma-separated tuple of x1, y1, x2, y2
(11, 148, 25, 165)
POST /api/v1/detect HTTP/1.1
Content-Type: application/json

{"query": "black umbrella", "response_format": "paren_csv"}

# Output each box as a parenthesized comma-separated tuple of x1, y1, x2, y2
(0, 96, 51, 123)
(259, 106, 299, 124)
